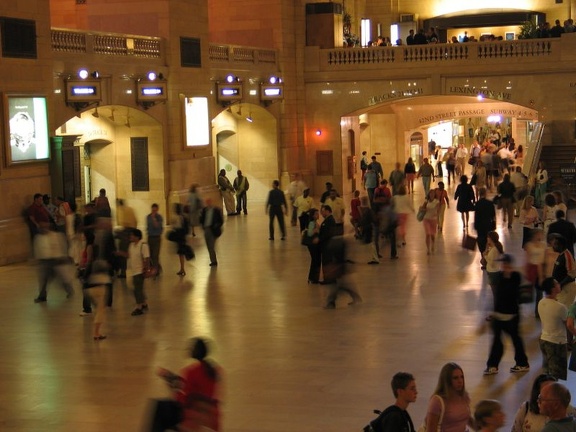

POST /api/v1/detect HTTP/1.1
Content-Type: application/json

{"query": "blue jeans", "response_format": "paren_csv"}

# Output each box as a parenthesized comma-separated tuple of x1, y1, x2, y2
(421, 176, 432, 195)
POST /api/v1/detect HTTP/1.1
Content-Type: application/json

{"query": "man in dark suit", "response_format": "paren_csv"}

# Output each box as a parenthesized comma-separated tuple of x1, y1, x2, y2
(473, 187, 496, 265)
(548, 210, 576, 257)
(319, 205, 336, 284)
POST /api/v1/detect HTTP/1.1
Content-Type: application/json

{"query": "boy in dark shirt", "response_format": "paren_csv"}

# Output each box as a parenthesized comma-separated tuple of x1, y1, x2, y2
(366, 372, 417, 432)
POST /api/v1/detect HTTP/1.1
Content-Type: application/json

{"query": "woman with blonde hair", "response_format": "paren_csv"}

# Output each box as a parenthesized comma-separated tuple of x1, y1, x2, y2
(473, 399, 505, 432)
(424, 362, 472, 432)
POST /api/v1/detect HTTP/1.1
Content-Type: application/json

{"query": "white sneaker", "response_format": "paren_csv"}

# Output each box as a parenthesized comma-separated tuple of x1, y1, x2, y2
(79, 311, 92, 317)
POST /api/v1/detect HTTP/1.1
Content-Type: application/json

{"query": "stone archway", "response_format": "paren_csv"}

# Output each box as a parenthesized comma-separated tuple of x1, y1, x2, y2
(212, 103, 278, 202)
(54, 105, 166, 225)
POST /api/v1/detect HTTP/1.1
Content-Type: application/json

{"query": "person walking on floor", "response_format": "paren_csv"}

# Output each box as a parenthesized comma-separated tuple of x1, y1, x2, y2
(483, 254, 530, 375)
(199, 199, 224, 267)
(454, 175, 476, 230)
(417, 158, 435, 196)
(265, 180, 287, 241)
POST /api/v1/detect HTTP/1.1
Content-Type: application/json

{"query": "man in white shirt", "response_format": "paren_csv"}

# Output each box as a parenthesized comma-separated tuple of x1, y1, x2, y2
(538, 277, 568, 380)
(293, 188, 314, 231)
(511, 166, 528, 216)
(455, 143, 468, 176)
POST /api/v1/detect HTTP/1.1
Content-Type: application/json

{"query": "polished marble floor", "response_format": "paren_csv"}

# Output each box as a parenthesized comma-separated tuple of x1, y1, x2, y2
(2, 181, 576, 431)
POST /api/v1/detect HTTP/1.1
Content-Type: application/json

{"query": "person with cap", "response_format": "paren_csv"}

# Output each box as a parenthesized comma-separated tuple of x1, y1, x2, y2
(538, 277, 568, 380)
(484, 253, 530, 375)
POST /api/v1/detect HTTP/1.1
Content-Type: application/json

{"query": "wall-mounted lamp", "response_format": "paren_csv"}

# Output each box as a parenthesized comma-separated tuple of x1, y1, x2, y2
(78, 69, 99, 79)
(315, 129, 322, 136)
(246, 110, 253, 122)
(268, 76, 282, 84)
(226, 74, 240, 83)
(136, 73, 167, 109)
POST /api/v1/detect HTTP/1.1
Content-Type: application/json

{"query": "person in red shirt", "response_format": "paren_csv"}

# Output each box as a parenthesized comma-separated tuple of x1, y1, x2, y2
(350, 190, 362, 238)
(28, 193, 52, 238)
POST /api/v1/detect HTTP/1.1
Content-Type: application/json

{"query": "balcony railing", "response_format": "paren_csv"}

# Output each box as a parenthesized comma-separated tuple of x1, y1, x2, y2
(317, 39, 556, 70)
(51, 28, 162, 58)
(51, 28, 278, 69)
(208, 44, 277, 66)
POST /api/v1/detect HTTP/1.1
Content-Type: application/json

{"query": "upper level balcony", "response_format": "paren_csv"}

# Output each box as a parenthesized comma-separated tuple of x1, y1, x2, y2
(51, 28, 278, 71)
(304, 34, 576, 81)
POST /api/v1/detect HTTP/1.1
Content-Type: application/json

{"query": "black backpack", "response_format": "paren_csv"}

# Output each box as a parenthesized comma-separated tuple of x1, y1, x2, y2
(363, 409, 383, 432)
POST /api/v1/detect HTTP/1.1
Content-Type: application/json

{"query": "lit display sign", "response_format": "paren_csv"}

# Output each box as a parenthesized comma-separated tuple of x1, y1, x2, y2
(66, 80, 102, 103)
(184, 96, 209, 147)
(4, 95, 50, 164)
(137, 82, 167, 102)
(216, 83, 243, 102)
(260, 83, 284, 101)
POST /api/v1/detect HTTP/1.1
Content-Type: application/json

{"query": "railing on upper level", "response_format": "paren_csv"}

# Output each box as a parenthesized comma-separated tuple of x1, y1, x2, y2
(51, 28, 279, 68)
(317, 39, 555, 69)
(51, 28, 162, 59)
(208, 44, 277, 66)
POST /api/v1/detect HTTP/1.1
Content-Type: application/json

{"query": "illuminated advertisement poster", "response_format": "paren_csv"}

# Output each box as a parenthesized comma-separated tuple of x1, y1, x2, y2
(5, 95, 50, 163)
(184, 97, 209, 147)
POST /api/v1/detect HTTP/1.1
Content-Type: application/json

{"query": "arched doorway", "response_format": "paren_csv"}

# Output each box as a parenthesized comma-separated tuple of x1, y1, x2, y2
(54, 105, 166, 224)
(343, 95, 538, 192)
(212, 103, 278, 202)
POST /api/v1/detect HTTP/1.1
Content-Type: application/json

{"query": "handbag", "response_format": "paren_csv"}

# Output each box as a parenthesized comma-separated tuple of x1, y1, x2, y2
(470, 173, 477, 186)
(417, 395, 445, 432)
(143, 265, 159, 279)
(184, 244, 195, 261)
(462, 234, 477, 251)
(416, 206, 426, 222)
(301, 230, 315, 246)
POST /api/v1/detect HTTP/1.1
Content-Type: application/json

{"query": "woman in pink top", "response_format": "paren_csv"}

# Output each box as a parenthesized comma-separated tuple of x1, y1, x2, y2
(424, 362, 472, 432)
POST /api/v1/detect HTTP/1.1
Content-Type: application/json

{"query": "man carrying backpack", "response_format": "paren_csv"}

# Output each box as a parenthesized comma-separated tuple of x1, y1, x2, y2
(364, 372, 417, 432)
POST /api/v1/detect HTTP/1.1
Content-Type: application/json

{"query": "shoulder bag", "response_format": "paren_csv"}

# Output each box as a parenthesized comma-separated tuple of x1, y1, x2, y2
(418, 395, 445, 432)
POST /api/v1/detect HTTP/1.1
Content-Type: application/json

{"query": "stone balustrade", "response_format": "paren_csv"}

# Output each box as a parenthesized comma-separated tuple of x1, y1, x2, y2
(313, 38, 558, 71)
(51, 28, 162, 58)
(51, 28, 278, 69)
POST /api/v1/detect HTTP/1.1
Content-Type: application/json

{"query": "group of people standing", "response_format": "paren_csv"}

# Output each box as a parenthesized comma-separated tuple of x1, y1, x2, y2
(366, 363, 576, 432)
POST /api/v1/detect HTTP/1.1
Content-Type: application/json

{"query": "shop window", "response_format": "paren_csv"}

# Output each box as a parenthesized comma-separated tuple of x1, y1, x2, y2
(316, 150, 333, 176)
(0, 17, 37, 59)
(131, 137, 150, 191)
(180, 37, 201, 68)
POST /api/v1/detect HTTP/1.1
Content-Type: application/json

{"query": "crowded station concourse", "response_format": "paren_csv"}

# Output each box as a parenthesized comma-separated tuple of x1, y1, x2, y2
(4, 173, 576, 431)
